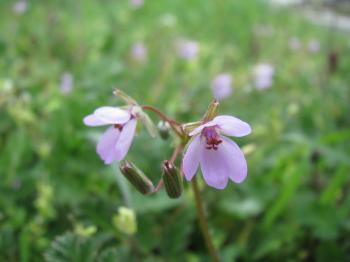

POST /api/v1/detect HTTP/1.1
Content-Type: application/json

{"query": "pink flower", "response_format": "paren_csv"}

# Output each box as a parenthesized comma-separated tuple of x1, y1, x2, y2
(83, 106, 137, 164)
(176, 39, 199, 60)
(60, 72, 73, 94)
(308, 39, 320, 53)
(13, 0, 27, 14)
(131, 42, 147, 62)
(130, 0, 144, 8)
(182, 115, 251, 189)
(212, 73, 233, 100)
(253, 63, 274, 90)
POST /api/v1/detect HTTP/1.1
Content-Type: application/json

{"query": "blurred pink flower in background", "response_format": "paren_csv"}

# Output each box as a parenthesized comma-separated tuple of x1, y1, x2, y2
(60, 72, 74, 95)
(13, 0, 27, 14)
(212, 73, 233, 100)
(289, 37, 301, 51)
(253, 63, 275, 90)
(308, 39, 320, 53)
(130, 0, 144, 8)
(176, 39, 199, 60)
(131, 42, 147, 62)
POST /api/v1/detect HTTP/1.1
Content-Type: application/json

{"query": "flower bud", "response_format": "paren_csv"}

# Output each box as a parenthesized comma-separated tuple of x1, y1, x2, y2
(157, 121, 170, 140)
(202, 100, 219, 122)
(113, 207, 137, 235)
(120, 161, 154, 195)
(162, 160, 183, 198)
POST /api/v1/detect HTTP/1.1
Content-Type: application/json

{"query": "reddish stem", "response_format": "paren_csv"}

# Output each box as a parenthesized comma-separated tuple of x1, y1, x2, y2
(141, 105, 185, 138)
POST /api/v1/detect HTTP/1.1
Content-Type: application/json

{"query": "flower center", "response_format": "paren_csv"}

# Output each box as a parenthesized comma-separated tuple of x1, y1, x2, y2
(202, 126, 222, 150)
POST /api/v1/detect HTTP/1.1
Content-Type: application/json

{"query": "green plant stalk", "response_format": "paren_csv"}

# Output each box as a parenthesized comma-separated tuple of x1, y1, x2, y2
(191, 177, 220, 262)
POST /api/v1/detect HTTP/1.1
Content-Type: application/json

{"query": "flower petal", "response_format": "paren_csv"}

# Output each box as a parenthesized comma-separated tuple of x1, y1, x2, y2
(84, 113, 108, 126)
(200, 144, 229, 190)
(182, 135, 201, 181)
(213, 115, 251, 137)
(96, 126, 121, 164)
(114, 119, 137, 161)
(94, 106, 131, 124)
(220, 137, 247, 183)
(189, 120, 217, 136)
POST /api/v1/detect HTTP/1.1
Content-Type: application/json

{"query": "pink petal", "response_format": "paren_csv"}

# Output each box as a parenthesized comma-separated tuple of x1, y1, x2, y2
(114, 119, 137, 161)
(96, 126, 121, 164)
(83, 107, 130, 126)
(199, 136, 247, 189)
(189, 121, 217, 136)
(84, 114, 108, 126)
(182, 135, 201, 181)
(200, 143, 229, 190)
(95, 107, 131, 124)
(220, 137, 247, 183)
(213, 115, 251, 137)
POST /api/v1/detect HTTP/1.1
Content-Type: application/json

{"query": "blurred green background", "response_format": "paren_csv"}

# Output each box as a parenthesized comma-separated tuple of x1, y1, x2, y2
(1, 0, 350, 261)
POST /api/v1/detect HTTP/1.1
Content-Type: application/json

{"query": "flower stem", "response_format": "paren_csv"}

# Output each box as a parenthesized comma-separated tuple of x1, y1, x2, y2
(191, 177, 220, 262)
(141, 105, 185, 138)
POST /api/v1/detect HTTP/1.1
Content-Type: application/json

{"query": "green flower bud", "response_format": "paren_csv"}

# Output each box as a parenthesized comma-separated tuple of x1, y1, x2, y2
(120, 161, 154, 195)
(202, 100, 219, 122)
(162, 160, 183, 198)
(113, 207, 137, 235)
(157, 121, 170, 140)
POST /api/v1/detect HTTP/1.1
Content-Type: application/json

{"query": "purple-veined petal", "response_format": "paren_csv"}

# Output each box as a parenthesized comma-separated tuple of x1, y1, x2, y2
(213, 115, 251, 137)
(200, 143, 229, 189)
(189, 120, 217, 136)
(114, 119, 137, 161)
(182, 135, 201, 181)
(220, 137, 247, 183)
(94, 106, 131, 124)
(84, 114, 108, 126)
(96, 126, 121, 164)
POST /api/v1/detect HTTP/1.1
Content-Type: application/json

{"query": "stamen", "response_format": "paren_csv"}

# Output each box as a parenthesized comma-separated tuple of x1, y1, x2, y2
(202, 127, 222, 150)
(114, 124, 123, 131)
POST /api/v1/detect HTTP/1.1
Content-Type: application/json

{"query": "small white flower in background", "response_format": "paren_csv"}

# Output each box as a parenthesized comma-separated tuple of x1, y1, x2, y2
(289, 37, 301, 51)
(253, 63, 275, 90)
(60, 72, 73, 95)
(130, 0, 144, 8)
(176, 39, 199, 60)
(13, 0, 27, 14)
(212, 73, 233, 100)
(308, 39, 320, 53)
(131, 42, 147, 62)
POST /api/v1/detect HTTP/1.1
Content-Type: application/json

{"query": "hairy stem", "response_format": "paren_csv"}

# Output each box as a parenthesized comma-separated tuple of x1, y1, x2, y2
(191, 177, 220, 262)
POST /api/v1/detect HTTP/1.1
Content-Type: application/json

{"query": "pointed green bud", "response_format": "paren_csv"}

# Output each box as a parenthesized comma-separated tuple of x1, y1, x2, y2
(202, 100, 219, 122)
(162, 160, 183, 198)
(113, 89, 138, 105)
(157, 121, 170, 140)
(120, 161, 154, 195)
